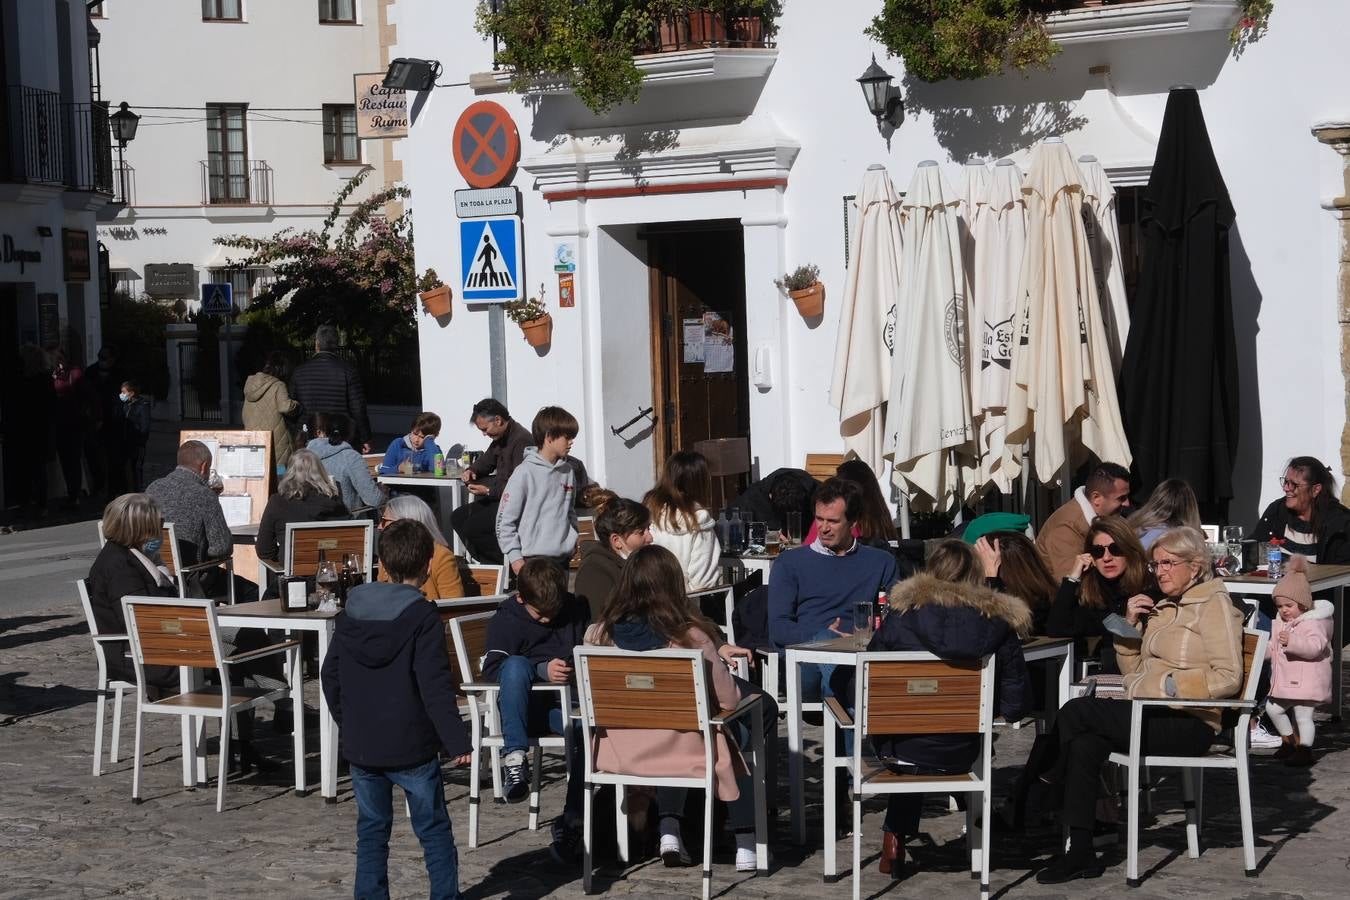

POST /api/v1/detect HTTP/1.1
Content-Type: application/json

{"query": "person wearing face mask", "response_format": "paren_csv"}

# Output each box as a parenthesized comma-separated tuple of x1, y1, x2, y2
(118, 380, 153, 492)
(573, 492, 653, 619)
(87, 493, 180, 697)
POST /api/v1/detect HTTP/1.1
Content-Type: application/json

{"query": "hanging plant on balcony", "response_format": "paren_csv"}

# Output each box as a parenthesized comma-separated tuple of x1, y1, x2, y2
(475, 0, 781, 114)
(505, 289, 554, 348)
(865, 1, 1060, 82)
(1230, 0, 1273, 55)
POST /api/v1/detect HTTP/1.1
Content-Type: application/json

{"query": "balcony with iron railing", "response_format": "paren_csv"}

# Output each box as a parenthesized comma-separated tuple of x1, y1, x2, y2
(200, 159, 274, 207)
(1042, 0, 1242, 43)
(112, 160, 135, 206)
(2, 85, 66, 189)
(64, 101, 115, 196)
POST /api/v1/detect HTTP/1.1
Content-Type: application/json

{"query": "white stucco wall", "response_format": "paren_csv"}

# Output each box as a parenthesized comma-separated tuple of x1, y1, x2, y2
(92, 0, 392, 299)
(395, 0, 1350, 524)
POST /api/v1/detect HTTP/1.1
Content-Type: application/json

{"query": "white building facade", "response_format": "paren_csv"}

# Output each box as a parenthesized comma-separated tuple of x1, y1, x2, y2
(395, 0, 1349, 524)
(93, 0, 398, 310)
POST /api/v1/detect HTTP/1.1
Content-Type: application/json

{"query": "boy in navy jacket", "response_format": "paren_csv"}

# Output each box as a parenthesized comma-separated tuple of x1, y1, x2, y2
(481, 559, 589, 861)
(321, 519, 471, 899)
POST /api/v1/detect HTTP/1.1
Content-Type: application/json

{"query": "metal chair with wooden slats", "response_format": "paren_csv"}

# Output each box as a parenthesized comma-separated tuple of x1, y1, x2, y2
(822, 652, 996, 900)
(436, 595, 511, 802)
(162, 522, 236, 603)
(363, 453, 384, 479)
(573, 646, 768, 899)
(804, 452, 847, 482)
(120, 595, 300, 812)
(450, 609, 573, 848)
(687, 585, 748, 679)
(1109, 627, 1268, 885)
(570, 516, 596, 570)
(467, 563, 507, 596)
(77, 578, 133, 776)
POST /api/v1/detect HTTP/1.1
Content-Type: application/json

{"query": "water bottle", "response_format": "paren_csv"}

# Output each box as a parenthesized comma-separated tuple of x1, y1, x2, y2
(716, 508, 731, 548)
(728, 508, 745, 554)
(1267, 547, 1284, 580)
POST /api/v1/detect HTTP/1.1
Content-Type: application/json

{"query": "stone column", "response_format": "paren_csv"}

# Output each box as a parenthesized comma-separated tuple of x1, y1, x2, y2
(1313, 122, 1350, 501)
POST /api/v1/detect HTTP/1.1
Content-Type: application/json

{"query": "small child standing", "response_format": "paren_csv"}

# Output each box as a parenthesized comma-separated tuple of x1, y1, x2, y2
(379, 411, 444, 475)
(321, 519, 472, 899)
(119, 380, 153, 491)
(495, 406, 580, 576)
(481, 558, 589, 862)
(1265, 555, 1334, 767)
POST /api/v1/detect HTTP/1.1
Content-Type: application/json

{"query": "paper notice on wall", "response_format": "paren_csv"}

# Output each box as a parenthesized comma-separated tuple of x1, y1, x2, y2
(218, 494, 253, 528)
(682, 318, 704, 364)
(702, 311, 734, 374)
(218, 445, 268, 478)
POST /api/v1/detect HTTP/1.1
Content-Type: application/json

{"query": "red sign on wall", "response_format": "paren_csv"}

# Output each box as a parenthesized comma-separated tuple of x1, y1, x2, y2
(452, 101, 520, 189)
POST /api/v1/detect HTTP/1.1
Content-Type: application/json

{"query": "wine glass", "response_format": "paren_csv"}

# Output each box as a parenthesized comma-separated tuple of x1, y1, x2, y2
(1222, 526, 1244, 572)
(316, 559, 339, 601)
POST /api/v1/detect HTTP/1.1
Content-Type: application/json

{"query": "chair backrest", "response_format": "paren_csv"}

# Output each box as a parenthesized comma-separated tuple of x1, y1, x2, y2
(96, 520, 107, 548)
(570, 516, 597, 569)
(160, 523, 181, 579)
(448, 610, 496, 691)
(805, 452, 846, 482)
(120, 595, 222, 680)
(467, 564, 506, 596)
(363, 454, 383, 478)
(856, 652, 993, 739)
(688, 586, 735, 645)
(574, 646, 708, 732)
(284, 520, 374, 578)
(1237, 627, 1268, 702)
(77, 578, 102, 636)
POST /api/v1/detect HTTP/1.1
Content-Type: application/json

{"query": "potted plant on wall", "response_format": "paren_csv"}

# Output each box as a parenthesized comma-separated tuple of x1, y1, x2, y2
(505, 290, 552, 347)
(776, 263, 824, 318)
(417, 269, 452, 317)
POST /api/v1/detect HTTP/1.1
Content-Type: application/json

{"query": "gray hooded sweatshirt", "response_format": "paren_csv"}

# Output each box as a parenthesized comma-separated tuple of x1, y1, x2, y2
(308, 437, 384, 512)
(494, 447, 578, 566)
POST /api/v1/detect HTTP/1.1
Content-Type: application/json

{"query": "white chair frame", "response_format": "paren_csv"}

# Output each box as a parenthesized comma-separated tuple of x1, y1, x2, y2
(574, 645, 768, 900)
(163, 521, 236, 603)
(435, 596, 511, 803)
(823, 651, 996, 900)
(77, 578, 133, 776)
(467, 563, 508, 596)
(688, 585, 749, 679)
(1108, 626, 1269, 885)
(260, 519, 375, 586)
(121, 595, 299, 812)
(450, 610, 571, 848)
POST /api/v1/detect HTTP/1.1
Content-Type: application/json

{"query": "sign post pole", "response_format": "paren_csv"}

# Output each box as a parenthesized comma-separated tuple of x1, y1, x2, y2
(489, 306, 507, 405)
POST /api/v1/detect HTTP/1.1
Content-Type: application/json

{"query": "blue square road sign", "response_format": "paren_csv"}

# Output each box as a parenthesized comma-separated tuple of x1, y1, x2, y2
(459, 216, 523, 303)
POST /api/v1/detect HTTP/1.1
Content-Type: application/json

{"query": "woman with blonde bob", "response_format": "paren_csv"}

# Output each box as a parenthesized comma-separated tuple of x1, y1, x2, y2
(1131, 478, 1202, 550)
(256, 448, 351, 565)
(377, 494, 465, 599)
(1036, 526, 1244, 884)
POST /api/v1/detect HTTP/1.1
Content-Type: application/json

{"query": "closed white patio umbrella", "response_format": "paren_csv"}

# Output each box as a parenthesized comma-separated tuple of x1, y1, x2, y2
(1004, 139, 1131, 485)
(884, 161, 977, 511)
(973, 158, 1026, 493)
(829, 164, 905, 474)
(1080, 155, 1130, 374)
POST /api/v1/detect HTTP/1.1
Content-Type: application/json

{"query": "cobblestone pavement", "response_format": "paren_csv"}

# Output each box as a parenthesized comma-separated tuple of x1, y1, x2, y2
(3, 593, 1349, 899)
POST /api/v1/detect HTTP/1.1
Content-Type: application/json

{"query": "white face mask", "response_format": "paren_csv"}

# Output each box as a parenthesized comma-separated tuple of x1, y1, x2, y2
(119, 392, 130, 402)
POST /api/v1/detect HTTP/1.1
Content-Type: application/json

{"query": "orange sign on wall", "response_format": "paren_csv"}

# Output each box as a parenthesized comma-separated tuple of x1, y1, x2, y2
(452, 101, 520, 188)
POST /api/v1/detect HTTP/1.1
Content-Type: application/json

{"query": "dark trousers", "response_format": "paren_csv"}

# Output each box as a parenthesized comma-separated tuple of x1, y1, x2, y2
(450, 499, 502, 564)
(1054, 696, 1215, 829)
(880, 762, 963, 835)
(56, 434, 82, 500)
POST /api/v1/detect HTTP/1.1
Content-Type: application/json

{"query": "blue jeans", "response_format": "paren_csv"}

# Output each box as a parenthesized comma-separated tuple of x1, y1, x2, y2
(495, 654, 584, 823)
(350, 759, 459, 900)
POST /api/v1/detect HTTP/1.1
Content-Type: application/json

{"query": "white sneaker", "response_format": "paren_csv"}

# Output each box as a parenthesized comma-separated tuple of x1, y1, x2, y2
(736, 846, 759, 872)
(659, 833, 692, 867)
(1250, 721, 1282, 749)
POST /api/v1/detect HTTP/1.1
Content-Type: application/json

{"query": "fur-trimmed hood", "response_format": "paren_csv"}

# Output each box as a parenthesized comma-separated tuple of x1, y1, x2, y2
(888, 573, 1034, 638)
(1294, 598, 1335, 623)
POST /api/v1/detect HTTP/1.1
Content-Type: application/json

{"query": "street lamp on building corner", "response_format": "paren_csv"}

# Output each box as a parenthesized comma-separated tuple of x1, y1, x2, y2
(109, 100, 139, 204)
(857, 55, 905, 136)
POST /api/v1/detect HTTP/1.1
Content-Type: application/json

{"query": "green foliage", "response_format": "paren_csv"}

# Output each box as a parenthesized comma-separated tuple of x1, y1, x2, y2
(866, 1, 1059, 82)
(102, 291, 175, 400)
(476, 1, 781, 114)
(1231, 0, 1273, 54)
(775, 263, 820, 293)
(504, 288, 550, 324)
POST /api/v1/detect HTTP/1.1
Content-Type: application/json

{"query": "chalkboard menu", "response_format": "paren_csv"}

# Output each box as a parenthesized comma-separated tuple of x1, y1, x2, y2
(37, 293, 59, 349)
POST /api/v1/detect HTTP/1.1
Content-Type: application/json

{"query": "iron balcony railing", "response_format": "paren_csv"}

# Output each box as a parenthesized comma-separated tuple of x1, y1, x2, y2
(64, 101, 115, 194)
(113, 160, 135, 205)
(3, 85, 66, 184)
(200, 158, 274, 205)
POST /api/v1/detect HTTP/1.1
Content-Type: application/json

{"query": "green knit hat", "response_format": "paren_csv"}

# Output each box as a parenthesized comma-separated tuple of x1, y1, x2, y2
(961, 512, 1032, 545)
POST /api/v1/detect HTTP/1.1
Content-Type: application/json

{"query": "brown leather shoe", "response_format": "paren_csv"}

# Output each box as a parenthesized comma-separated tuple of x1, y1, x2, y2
(1273, 734, 1298, 760)
(1285, 745, 1314, 767)
(880, 831, 904, 876)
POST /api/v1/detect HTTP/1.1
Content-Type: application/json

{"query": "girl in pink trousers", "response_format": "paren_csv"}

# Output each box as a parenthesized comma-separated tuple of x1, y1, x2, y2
(1266, 555, 1334, 767)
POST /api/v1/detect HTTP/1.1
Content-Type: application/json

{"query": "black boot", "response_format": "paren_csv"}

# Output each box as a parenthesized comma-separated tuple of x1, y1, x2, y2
(1037, 827, 1105, 884)
(1011, 733, 1060, 828)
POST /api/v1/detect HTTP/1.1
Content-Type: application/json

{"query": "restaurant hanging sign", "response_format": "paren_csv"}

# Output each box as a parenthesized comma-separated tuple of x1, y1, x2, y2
(63, 228, 91, 282)
(354, 73, 408, 140)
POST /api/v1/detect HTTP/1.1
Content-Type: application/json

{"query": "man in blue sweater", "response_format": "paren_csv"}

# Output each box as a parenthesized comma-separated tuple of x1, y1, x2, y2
(768, 476, 899, 700)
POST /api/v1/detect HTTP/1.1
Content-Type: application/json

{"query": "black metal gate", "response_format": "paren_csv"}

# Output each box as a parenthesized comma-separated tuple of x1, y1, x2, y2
(178, 342, 222, 422)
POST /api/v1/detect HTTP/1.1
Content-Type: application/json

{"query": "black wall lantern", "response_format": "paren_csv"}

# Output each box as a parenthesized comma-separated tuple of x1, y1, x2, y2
(857, 55, 905, 133)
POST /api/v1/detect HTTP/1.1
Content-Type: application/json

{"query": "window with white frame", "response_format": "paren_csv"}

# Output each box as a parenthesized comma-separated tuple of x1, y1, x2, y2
(208, 268, 271, 309)
(322, 105, 359, 164)
(202, 0, 242, 21)
(89, 2, 106, 17)
(319, 0, 356, 24)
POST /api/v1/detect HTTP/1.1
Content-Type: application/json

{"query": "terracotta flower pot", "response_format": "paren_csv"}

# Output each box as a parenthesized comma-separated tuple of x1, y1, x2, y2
(728, 15, 763, 46)
(687, 10, 727, 46)
(419, 284, 452, 317)
(519, 313, 553, 347)
(789, 281, 825, 318)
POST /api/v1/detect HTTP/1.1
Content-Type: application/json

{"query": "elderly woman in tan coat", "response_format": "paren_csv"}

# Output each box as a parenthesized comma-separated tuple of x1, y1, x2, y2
(1036, 526, 1244, 885)
(583, 545, 774, 874)
(242, 352, 299, 468)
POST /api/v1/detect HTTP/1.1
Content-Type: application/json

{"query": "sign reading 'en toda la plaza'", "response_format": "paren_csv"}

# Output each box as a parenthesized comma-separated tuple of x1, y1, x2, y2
(353, 73, 408, 140)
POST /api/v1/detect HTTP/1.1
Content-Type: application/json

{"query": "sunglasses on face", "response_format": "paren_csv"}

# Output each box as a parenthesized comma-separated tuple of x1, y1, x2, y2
(1089, 543, 1122, 559)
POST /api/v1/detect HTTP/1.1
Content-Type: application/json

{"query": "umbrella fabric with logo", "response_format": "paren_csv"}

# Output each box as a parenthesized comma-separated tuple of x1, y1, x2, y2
(1080, 155, 1131, 376)
(958, 160, 991, 381)
(1119, 88, 1238, 506)
(884, 161, 977, 511)
(829, 165, 905, 474)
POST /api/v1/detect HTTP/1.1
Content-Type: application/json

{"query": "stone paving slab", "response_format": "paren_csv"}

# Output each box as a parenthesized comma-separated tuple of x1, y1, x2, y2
(3, 606, 1348, 899)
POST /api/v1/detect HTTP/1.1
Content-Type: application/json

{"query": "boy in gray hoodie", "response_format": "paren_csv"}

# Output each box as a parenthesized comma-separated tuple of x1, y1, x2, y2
(495, 406, 580, 575)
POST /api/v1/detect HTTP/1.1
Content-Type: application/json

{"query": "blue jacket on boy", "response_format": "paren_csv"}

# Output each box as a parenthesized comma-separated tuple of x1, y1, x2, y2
(379, 433, 444, 474)
(481, 592, 590, 682)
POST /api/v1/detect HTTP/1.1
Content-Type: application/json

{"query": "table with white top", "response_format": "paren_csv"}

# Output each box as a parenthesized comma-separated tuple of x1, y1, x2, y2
(377, 473, 467, 555)
(1224, 563, 1350, 720)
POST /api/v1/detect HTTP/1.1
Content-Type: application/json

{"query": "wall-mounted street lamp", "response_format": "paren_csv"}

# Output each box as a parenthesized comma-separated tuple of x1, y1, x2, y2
(857, 55, 905, 133)
(383, 57, 442, 92)
(109, 100, 139, 203)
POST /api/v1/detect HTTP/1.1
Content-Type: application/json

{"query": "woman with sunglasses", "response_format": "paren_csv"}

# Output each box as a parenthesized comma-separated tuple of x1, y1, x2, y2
(1044, 517, 1154, 674)
(1253, 456, 1350, 564)
(376, 495, 465, 599)
(1035, 526, 1244, 884)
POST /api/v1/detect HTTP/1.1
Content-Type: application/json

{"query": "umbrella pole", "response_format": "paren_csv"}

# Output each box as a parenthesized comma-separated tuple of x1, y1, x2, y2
(899, 492, 911, 540)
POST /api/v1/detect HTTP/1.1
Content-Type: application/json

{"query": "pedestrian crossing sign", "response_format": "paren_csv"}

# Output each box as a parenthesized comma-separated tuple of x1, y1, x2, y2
(201, 282, 234, 315)
(459, 216, 522, 303)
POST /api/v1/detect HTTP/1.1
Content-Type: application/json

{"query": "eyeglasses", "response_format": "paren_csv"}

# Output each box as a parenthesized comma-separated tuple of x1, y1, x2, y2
(1147, 558, 1188, 573)
(378, 517, 395, 529)
(1089, 543, 1122, 559)
(1278, 477, 1309, 490)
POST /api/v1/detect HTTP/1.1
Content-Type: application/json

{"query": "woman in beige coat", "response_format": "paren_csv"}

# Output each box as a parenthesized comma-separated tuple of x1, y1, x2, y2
(584, 545, 773, 872)
(1035, 525, 1244, 884)
(242, 352, 299, 468)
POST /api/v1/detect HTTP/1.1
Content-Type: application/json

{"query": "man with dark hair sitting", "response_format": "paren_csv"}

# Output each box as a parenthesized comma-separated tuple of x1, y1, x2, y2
(452, 398, 532, 564)
(727, 466, 818, 535)
(768, 476, 899, 700)
(1035, 462, 1133, 579)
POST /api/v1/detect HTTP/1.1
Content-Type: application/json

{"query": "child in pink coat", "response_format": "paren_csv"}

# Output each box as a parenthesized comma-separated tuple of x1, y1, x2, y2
(1266, 555, 1334, 767)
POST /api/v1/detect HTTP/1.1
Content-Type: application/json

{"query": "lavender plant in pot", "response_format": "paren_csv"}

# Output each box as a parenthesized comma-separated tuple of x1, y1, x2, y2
(775, 263, 824, 317)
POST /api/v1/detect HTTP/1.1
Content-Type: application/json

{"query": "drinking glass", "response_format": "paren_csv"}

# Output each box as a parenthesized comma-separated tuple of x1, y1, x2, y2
(765, 532, 782, 557)
(747, 521, 767, 554)
(343, 552, 363, 586)
(1223, 526, 1244, 571)
(785, 511, 803, 545)
(316, 560, 338, 601)
(853, 600, 874, 648)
